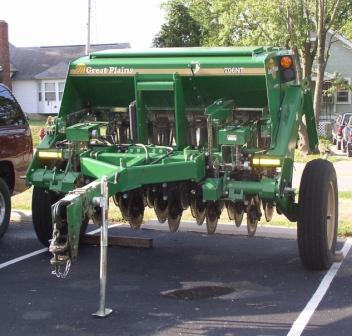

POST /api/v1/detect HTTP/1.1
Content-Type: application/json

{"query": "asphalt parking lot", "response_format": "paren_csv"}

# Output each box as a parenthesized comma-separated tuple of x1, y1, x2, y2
(0, 220, 351, 336)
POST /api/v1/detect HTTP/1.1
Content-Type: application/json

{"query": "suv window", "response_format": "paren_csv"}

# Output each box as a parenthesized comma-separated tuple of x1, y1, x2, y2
(0, 86, 26, 126)
(348, 116, 352, 127)
(342, 113, 352, 125)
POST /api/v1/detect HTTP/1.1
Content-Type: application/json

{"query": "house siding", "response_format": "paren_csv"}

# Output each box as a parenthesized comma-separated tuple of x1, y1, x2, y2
(325, 37, 352, 115)
(12, 80, 38, 114)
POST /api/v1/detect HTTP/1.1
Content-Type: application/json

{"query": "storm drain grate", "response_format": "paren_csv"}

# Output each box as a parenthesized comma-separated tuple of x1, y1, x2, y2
(161, 285, 235, 300)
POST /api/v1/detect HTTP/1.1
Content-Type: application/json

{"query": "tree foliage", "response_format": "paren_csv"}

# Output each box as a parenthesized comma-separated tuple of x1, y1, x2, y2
(341, 20, 352, 39)
(155, 0, 352, 153)
(156, 0, 351, 100)
(152, 1, 204, 47)
(324, 72, 352, 96)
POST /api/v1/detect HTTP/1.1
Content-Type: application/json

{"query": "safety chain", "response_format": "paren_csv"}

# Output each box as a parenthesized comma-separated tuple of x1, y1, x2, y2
(49, 208, 71, 279)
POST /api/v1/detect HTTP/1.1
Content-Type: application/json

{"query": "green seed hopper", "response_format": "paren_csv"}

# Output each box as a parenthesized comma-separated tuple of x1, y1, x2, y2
(26, 46, 338, 273)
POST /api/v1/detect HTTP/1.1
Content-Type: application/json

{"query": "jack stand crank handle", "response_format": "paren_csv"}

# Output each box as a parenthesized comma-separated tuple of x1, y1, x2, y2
(92, 176, 113, 318)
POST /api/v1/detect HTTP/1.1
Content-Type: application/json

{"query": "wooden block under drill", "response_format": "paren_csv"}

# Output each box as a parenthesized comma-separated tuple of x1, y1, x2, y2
(81, 234, 153, 249)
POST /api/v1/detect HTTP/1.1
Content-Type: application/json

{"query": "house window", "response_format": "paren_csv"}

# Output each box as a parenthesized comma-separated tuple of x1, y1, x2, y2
(44, 82, 56, 101)
(38, 82, 42, 101)
(336, 78, 351, 104)
(58, 82, 65, 101)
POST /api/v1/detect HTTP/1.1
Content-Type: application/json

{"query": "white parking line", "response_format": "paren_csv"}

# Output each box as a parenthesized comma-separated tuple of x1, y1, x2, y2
(287, 239, 352, 336)
(0, 223, 122, 271)
(0, 247, 48, 270)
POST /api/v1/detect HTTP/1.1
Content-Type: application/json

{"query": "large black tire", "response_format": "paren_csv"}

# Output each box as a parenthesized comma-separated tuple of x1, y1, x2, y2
(298, 159, 338, 270)
(0, 177, 11, 240)
(32, 187, 60, 246)
(32, 187, 89, 246)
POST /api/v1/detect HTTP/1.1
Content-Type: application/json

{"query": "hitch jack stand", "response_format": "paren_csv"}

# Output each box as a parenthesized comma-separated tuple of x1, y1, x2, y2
(92, 177, 113, 318)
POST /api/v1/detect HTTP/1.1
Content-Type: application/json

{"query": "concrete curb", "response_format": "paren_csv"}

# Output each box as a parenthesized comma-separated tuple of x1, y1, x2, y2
(10, 209, 32, 222)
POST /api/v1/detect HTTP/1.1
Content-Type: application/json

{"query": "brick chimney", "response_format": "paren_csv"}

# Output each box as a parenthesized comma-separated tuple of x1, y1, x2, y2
(0, 20, 11, 89)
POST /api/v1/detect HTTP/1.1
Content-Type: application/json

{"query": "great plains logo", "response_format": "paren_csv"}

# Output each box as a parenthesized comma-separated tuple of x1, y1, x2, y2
(75, 63, 87, 75)
(71, 64, 134, 76)
(86, 66, 134, 75)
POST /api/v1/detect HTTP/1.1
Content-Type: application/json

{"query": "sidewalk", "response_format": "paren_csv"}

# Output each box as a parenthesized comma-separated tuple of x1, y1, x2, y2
(293, 160, 352, 192)
(10, 209, 32, 222)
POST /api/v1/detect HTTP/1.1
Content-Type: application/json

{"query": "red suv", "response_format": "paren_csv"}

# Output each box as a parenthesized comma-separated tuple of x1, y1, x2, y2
(0, 83, 33, 239)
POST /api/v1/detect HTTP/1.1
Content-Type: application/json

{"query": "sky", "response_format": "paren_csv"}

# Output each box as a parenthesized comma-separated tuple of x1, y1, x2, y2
(1, 0, 165, 48)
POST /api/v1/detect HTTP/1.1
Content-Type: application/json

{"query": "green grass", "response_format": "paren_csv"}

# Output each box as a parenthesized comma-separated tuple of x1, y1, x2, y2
(339, 191, 352, 199)
(294, 137, 352, 163)
(294, 149, 349, 163)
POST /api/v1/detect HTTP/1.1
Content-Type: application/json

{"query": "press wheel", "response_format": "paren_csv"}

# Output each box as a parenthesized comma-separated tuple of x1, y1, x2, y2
(226, 201, 244, 227)
(206, 201, 221, 235)
(128, 192, 144, 230)
(263, 201, 274, 222)
(167, 193, 183, 232)
(179, 183, 190, 210)
(192, 196, 206, 225)
(246, 197, 259, 237)
(118, 194, 130, 221)
(154, 194, 169, 223)
(146, 187, 156, 208)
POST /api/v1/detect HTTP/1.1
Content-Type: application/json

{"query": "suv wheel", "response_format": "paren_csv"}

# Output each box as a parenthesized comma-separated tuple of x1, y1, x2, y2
(342, 140, 347, 153)
(0, 177, 11, 239)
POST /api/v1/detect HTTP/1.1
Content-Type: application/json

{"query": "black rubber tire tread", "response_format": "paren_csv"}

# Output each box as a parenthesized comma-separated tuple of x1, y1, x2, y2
(80, 215, 89, 236)
(298, 159, 338, 270)
(32, 187, 60, 246)
(0, 177, 11, 239)
(342, 141, 347, 153)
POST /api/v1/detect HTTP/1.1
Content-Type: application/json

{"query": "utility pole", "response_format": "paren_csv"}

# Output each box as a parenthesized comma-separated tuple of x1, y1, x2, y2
(85, 0, 91, 55)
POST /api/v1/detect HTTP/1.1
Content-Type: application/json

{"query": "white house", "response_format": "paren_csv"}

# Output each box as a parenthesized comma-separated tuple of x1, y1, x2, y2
(9, 42, 130, 114)
(319, 30, 352, 120)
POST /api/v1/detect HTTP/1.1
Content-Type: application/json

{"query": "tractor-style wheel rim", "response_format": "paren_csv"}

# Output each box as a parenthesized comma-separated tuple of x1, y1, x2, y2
(0, 192, 5, 224)
(327, 181, 336, 250)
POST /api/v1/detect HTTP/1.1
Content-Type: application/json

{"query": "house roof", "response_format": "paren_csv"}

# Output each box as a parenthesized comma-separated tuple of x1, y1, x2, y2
(9, 42, 130, 80)
(328, 29, 352, 49)
(34, 61, 71, 80)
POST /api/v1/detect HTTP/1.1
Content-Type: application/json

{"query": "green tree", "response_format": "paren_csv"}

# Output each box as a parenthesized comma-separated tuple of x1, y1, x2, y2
(152, 1, 204, 47)
(324, 72, 352, 97)
(341, 20, 352, 39)
(155, 0, 352, 152)
(312, 0, 352, 125)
